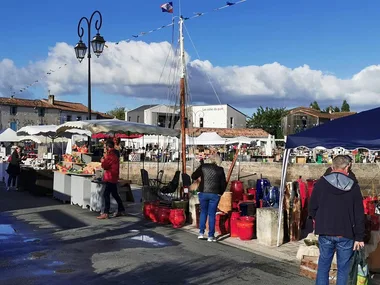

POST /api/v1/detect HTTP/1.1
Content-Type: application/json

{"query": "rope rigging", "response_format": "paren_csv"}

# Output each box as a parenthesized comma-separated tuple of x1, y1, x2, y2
(5, 1, 248, 101)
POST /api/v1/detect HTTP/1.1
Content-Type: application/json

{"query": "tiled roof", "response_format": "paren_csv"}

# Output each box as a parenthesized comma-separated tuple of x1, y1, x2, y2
(288, 107, 356, 119)
(0, 97, 112, 118)
(186, 128, 269, 138)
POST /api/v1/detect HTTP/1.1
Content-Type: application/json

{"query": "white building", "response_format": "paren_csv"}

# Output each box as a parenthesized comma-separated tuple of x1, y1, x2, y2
(125, 105, 179, 128)
(125, 104, 247, 129)
(189, 104, 247, 129)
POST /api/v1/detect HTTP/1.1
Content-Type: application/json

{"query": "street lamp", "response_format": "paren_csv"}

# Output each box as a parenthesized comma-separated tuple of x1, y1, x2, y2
(74, 10, 105, 120)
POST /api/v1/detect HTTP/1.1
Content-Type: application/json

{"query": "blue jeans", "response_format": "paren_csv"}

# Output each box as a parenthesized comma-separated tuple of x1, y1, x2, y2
(198, 192, 220, 237)
(316, 235, 354, 285)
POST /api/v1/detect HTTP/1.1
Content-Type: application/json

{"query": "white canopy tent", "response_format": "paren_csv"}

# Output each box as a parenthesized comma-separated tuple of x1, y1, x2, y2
(225, 136, 253, 145)
(0, 128, 19, 142)
(17, 125, 91, 138)
(186, 132, 226, 146)
(123, 135, 179, 150)
(56, 119, 179, 137)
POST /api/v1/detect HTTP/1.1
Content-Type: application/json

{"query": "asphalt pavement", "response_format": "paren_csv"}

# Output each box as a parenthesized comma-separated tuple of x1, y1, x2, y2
(0, 186, 315, 285)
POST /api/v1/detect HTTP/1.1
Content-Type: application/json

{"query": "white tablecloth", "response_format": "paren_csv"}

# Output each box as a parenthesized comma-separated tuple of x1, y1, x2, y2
(71, 175, 92, 209)
(0, 162, 9, 184)
(53, 172, 72, 203)
(90, 182, 118, 213)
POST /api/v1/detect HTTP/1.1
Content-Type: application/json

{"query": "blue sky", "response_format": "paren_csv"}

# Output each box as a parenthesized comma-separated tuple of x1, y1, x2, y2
(1, 0, 380, 116)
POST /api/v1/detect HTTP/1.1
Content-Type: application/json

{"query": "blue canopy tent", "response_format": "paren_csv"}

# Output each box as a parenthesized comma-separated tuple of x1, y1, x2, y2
(277, 107, 380, 246)
(286, 107, 380, 150)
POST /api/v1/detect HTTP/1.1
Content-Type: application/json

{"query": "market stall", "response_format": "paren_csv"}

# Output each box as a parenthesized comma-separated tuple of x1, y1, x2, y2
(53, 119, 179, 211)
(16, 125, 90, 196)
(278, 106, 380, 276)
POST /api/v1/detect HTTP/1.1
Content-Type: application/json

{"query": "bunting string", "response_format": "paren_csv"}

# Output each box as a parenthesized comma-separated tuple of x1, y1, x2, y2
(115, 0, 247, 44)
(10, 63, 68, 97)
(8, 1, 247, 97)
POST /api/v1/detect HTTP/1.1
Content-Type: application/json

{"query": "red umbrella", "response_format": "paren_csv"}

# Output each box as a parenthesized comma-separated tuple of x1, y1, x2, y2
(91, 133, 143, 139)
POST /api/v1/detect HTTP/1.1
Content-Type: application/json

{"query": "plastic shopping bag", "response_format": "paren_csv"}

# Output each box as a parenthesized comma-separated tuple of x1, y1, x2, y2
(348, 249, 371, 285)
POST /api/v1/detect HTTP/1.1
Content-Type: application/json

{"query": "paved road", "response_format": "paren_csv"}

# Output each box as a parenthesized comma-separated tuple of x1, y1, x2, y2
(1, 188, 315, 285)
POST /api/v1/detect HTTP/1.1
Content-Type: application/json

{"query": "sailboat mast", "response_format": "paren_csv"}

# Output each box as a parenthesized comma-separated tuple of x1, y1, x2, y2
(179, 16, 187, 174)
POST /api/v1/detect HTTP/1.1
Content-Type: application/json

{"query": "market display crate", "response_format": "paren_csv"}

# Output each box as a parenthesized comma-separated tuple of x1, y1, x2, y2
(300, 255, 337, 284)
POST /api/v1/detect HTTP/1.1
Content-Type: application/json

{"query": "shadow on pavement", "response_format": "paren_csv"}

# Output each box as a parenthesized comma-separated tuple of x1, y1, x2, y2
(38, 209, 88, 230)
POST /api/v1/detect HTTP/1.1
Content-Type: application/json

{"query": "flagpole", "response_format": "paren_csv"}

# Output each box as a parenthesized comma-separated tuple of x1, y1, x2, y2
(179, 15, 187, 174)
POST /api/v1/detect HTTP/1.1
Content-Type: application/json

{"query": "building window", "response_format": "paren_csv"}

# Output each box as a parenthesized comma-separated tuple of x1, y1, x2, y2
(38, 108, 45, 117)
(67, 115, 72, 121)
(128, 116, 131, 122)
(230, 117, 234, 128)
(137, 116, 140, 123)
(10, 106, 17, 116)
(76, 116, 81, 121)
(199, 117, 204, 128)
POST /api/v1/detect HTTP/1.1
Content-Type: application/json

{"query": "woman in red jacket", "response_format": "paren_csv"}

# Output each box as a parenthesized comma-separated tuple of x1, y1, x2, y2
(97, 140, 126, 219)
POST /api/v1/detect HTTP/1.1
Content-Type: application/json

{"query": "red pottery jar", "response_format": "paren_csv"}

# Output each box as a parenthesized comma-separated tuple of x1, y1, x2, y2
(243, 193, 254, 201)
(157, 206, 171, 224)
(216, 213, 230, 235)
(143, 202, 152, 219)
(230, 180, 244, 202)
(230, 211, 241, 238)
(237, 216, 255, 240)
(363, 197, 370, 215)
(170, 209, 186, 228)
(143, 201, 159, 220)
(149, 204, 159, 222)
(247, 188, 256, 200)
(371, 215, 379, 231)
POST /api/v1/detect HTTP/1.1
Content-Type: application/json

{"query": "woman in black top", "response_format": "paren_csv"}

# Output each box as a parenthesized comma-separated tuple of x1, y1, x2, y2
(6, 146, 26, 190)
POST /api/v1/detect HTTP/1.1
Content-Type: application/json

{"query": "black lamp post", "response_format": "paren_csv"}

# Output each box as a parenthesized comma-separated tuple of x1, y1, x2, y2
(74, 10, 105, 121)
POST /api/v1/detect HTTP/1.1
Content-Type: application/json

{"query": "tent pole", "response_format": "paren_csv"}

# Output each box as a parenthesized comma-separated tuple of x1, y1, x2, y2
(142, 136, 145, 169)
(157, 135, 160, 179)
(276, 148, 291, 247)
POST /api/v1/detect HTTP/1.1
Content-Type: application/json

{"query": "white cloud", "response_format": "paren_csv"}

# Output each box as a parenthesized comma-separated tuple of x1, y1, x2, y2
(1, 40, 380, 109)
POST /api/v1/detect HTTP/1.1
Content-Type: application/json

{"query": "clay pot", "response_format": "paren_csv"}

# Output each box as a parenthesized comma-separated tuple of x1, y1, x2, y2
(170, 209, 186, 228)
(230, 180, 244, 202)
(371, 215, 379, 231)
(216, 213, 230, 235)
(243, 193, 254, 201)
(247, 188, 256, 200)
(157, 206, 171, 224)
(143, 201, 159, 220)
(237, 216, 255, 240)
(149, 204, 159, 222)
(230, 211, 241, 238)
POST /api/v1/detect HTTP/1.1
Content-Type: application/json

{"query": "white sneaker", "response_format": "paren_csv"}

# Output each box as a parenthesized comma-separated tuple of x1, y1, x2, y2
(198, 234, 205, 239)
(207, 237, 217, 242)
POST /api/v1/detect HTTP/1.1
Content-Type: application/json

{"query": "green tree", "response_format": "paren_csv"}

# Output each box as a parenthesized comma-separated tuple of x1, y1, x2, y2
(333, 106, 340, 113)
(246, 106, 288, 138)
(309, 101, 321, 111)
(107, 107, 126, 120)
(341, 100, 350, 112)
